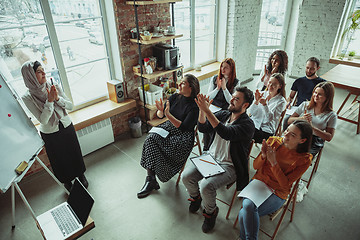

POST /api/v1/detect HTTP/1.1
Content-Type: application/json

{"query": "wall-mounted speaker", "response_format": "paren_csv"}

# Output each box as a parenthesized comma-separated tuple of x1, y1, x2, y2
(176, 68, 183, 82)
(107, 80, 125, 103)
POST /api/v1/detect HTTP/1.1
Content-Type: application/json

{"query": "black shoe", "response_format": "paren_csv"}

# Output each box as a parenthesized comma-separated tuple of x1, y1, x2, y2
(64, 181, 72, 192)
(202, 207, 219, 233)
(137, 176, 160, 199)
(188, 195, 202, 213)
(78, 174, 89, 188)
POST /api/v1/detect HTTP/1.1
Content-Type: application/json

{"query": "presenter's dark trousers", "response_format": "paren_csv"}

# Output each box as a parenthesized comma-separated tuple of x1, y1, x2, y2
(40, 122, 86, 183)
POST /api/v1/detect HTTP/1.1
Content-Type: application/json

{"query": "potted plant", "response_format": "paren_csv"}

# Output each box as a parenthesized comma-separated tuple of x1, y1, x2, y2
(348, 51, 356, 60)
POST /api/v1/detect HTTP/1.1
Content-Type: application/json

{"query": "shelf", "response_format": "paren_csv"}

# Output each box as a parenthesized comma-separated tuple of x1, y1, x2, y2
(135, 66, 183, 79)
(130, 34, 183, 45)
(329, 57, 360, 68)
(126, 0, 182, 5)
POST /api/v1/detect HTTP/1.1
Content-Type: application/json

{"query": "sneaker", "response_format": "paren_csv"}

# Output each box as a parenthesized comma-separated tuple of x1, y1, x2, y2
(296, 180, 308, 202)
(188, 195, 202, 213)
(202, 206, 219, 233)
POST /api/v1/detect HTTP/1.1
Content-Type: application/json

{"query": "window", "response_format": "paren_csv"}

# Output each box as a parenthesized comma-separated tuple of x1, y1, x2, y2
(174, 0, 217, 70)
(0, 0, 120, 109)
(254, 0, 290, 72)
(332, 0, 360, 58)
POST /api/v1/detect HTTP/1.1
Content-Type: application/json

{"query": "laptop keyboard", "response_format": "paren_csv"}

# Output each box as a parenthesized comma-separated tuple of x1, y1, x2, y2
(51, 204, 80, 236)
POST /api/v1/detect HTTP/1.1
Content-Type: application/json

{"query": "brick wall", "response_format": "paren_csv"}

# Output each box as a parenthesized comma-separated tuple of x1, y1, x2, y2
(289, 0, 346, 77)
(113, 0, 173, 99)
(226, 0, 262, 83)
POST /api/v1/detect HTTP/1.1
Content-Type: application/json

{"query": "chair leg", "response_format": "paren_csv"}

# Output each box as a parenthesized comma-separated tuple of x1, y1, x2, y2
(306, 148, 323, 189)
(226, 189, 238, 219)
(176, 162, 187, 186)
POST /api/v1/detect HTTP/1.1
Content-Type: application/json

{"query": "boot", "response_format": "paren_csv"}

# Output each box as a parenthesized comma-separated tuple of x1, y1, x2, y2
(202, 206, 219, 233)
(137, 176, 160, 199)
(188, 195, 202, 213)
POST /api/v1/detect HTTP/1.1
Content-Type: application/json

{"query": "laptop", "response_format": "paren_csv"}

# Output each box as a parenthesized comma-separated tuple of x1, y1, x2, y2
(37, 178, 94, 240)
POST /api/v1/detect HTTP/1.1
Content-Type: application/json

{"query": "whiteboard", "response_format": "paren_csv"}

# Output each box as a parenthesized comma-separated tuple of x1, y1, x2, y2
(0, 72, 44, 193)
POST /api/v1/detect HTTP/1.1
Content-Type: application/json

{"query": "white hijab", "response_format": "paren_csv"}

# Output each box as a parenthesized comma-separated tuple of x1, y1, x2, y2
(21, 61, 66, 127)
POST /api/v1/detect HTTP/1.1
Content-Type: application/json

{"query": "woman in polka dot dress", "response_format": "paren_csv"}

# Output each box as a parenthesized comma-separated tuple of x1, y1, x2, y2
(138, 74, 200, 198)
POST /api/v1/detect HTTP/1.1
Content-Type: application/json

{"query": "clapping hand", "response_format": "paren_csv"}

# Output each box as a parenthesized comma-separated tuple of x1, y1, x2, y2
(303, 109, 312, 123)
(254, 89, 264, 104)
(266, 145, 277, 167)
(261, 139, 268, 159)
(155, 99, 164, 112)
(195, 93, 212, 112)
(47, 85, 58, 102)
(164, 100, 170, 117)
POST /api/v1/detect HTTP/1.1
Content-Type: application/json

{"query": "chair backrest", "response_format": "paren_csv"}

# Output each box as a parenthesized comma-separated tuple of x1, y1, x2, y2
(274, 109, 287, 137)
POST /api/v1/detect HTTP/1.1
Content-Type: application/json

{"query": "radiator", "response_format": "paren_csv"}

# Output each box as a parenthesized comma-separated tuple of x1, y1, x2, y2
(76, 118, 114, 156)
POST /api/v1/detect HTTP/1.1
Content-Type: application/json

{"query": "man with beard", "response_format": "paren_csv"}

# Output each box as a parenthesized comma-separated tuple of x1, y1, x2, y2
(283, 57, 326, 130)
(182, 87, 255, 233)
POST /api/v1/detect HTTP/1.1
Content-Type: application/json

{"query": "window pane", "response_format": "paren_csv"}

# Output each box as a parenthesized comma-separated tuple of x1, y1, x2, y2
(174, 6, 190, 39)
(177, 39, 190, 69)
(257, 0, 287, 47)
(67, 60, 109, 105)
(254, 48, 276, 70)
(340, 0, 360, 56)
(0, 1, 55, 96)
(195, 35, 215, 65)
(195, 5, 216, 38)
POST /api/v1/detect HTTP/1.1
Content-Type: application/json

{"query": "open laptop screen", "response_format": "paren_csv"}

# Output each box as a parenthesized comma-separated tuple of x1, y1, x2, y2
(67, 178, 94, 225)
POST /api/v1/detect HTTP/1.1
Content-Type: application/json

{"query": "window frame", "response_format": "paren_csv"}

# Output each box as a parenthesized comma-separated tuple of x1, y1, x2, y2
(174, 0, 219, 72)
(331, 0, 357, 58)
(253, 0, 292, 74)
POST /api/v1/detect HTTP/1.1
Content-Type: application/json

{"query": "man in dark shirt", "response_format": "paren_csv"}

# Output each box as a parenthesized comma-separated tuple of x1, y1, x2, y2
(283, 57, 326, 130)
(182, 87, 255, 233)
(287, 57, 326, 107)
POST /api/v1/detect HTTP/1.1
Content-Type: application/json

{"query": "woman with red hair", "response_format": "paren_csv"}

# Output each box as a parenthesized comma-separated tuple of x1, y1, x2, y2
(204, 58, 240, 150)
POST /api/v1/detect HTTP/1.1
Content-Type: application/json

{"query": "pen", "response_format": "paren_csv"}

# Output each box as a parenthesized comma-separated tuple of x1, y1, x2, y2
(50, 77, 53, 85)
(199, 158, 216, 165)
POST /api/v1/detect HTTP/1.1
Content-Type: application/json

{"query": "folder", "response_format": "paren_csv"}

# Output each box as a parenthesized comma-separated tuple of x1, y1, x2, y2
(190, 154, 225, 178)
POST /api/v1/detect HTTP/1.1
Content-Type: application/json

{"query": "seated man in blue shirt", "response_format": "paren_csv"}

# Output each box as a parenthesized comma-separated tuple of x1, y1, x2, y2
(283, 57, 326, 130)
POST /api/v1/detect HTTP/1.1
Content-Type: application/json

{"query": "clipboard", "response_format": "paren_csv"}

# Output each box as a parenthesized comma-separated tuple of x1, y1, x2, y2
(190, 154, 225, 178)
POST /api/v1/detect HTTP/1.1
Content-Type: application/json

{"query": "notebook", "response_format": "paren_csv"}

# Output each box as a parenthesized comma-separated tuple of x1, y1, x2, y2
(37, 178, 94, 240)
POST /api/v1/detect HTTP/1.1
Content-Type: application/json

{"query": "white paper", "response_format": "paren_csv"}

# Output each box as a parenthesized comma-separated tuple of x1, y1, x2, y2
(190, 154, 225, 178)
(209, 104, 222, 113)
(238, 179, 274, 207)
(149, 127, 169, 138)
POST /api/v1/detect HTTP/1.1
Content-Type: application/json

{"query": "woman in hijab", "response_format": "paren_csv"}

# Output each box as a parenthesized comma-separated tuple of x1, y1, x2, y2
(21, 61, 88, 191)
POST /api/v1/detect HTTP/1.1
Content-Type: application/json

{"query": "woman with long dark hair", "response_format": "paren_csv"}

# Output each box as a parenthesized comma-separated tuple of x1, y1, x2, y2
(21, 61, 88, 191)
(257, 50, 288, 91)
(138, 74, 200, 198)
(238, 120, 313, 240)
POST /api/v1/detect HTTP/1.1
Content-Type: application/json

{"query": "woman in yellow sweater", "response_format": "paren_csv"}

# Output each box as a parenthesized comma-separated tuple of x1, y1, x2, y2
(238, 120, 313, 240)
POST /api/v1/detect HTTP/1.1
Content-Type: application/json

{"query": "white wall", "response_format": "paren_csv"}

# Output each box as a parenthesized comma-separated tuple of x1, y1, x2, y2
(225, 0, 262, 83)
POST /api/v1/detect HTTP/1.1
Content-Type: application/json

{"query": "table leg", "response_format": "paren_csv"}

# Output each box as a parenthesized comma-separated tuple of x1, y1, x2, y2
(337, 92, 352, 115)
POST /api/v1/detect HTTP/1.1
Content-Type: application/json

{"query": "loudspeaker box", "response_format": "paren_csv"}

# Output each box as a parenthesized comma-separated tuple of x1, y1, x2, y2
(107, 80, 125, 103)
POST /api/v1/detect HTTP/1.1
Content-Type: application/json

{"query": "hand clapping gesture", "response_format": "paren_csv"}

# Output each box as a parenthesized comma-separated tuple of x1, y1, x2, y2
(195, 93, 212, 113)
(47, 85, 59, 102)
(155, 98, 164, 112)
(303, 109, 312, 123)
(164, 100, 170, 117)
(271, 61, 280, 74)
(261, 139, 277, 166)
(254, 89, 264, 105)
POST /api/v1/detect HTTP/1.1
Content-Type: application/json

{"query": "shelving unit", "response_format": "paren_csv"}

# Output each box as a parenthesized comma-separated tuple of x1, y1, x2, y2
(128, 0, 182, 129)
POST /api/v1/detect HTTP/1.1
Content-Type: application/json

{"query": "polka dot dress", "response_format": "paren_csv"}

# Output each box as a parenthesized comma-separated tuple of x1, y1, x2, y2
(140, 120, 195, 182)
